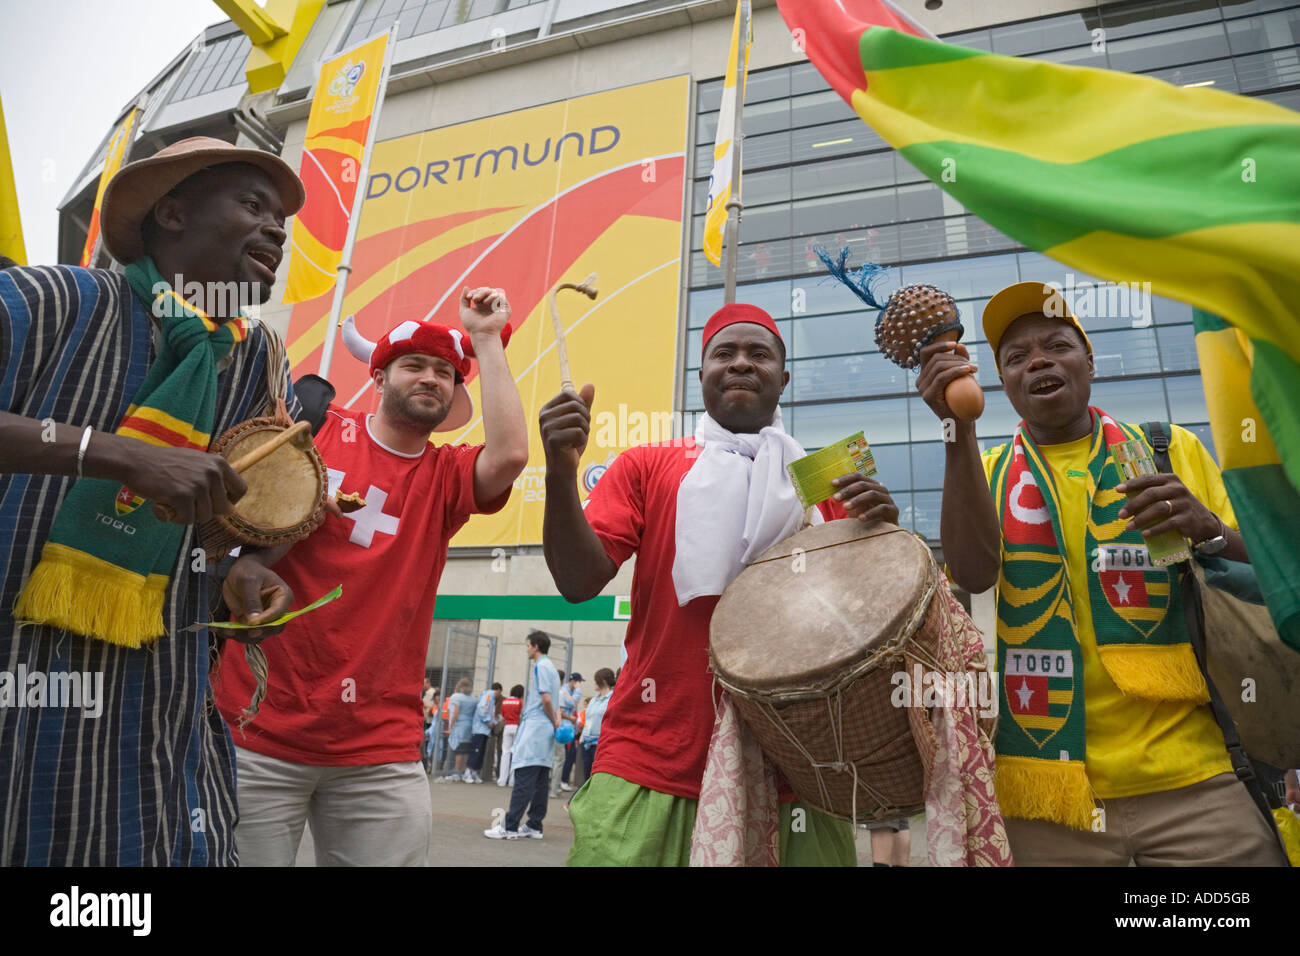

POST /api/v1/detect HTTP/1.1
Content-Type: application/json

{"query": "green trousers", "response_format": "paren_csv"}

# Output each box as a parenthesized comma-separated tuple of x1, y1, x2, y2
(567, 771, 858, 866)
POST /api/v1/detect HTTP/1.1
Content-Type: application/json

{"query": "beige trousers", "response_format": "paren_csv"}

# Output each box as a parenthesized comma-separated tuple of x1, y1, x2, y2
(1005, 772, 1287, 866)
(233, 746, 432, 866)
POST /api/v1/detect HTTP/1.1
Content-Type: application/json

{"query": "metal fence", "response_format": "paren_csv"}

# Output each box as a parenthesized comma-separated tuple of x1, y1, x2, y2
(429, 626, 498, 773)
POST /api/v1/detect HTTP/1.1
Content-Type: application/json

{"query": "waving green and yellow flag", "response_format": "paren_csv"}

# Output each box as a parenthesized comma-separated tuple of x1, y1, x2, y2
(778, 0, 1300, 646)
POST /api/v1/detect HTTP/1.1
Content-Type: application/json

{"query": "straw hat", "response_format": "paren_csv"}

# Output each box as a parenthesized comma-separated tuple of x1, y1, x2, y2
(100, 135, 305, 264)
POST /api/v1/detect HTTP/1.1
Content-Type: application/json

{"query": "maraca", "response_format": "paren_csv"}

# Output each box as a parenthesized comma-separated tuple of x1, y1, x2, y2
(816, 247, 984, 421)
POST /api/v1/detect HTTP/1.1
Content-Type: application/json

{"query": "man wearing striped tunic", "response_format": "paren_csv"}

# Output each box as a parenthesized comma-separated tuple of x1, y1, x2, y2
(0, 137, 307, 865)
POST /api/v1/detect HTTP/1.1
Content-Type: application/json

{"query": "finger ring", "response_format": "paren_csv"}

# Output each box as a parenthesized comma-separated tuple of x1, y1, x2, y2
(1165, 499, 1174, 515)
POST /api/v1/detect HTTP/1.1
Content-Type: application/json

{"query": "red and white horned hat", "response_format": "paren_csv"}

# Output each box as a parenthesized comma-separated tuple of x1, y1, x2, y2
(341, 315, 512, 433)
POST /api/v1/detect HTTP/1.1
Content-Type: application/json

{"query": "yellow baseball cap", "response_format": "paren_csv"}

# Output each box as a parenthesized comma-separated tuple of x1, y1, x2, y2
(982, 281, 1092, 371)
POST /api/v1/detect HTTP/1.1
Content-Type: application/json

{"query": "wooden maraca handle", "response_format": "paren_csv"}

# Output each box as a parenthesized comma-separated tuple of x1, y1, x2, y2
(934, 329, 985, 421)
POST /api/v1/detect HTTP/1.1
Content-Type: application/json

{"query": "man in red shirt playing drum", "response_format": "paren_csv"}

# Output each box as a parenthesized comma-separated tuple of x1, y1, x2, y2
(214, 286, 528, 866)
(539, 303, 900, 866)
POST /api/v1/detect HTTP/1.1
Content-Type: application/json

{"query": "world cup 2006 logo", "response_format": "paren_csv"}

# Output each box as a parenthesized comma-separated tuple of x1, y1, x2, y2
(328, 58, 365, 100)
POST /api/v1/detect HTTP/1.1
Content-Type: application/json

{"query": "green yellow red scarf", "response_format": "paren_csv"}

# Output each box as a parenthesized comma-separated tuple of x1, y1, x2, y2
(989, 407, 1208, 829)
(14, 257, 248, 647)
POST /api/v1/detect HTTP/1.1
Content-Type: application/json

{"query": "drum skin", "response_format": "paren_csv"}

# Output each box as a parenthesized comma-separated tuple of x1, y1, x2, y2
(711, 520, 943, 822)
(199, 417, 327, 559)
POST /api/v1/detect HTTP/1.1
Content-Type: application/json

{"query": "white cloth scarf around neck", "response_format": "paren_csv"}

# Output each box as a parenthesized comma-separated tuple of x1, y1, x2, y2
(672, 408, 820, 605)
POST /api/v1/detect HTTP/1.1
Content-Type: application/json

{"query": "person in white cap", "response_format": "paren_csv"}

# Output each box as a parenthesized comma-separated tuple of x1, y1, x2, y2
(213, 293, 528, 866)
(0, 136, 307, 865)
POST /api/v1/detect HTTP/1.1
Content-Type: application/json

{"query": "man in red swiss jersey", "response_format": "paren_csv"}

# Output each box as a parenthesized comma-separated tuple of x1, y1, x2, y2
(539, 303, 900, 866)
(214, 286, 528, 866)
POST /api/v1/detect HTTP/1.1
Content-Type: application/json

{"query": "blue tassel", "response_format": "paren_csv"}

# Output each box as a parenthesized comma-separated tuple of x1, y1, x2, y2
(814, 245, 892, 311)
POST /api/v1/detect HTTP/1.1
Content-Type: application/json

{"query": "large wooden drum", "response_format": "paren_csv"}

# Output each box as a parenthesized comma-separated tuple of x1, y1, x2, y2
(710, 520, 951, 823)
(199, 416, 327, 560)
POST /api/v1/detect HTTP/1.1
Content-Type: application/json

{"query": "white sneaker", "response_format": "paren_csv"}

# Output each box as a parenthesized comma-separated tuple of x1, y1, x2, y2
(443, 773, 461, 782)
(462, 769, 475, 783)
(559, 783, 574, 792)
(470, 772, 484, 784)
(483, 825, 519, 840)
(517, 824, 544, 840)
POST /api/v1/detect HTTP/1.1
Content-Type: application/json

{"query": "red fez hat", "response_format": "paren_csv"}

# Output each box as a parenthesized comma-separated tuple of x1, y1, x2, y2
(701, 303, 782, 354)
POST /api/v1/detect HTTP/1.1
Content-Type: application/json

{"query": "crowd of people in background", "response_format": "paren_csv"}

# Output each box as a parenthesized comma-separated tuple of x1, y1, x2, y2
(421, 660, 619, 797)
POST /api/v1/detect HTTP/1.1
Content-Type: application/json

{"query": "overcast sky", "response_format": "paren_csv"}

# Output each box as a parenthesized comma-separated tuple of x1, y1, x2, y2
(1, 0, 229, 264)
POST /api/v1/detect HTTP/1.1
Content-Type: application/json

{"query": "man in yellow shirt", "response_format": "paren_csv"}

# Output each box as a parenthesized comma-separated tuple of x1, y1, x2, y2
(916, 280, 1284, 866)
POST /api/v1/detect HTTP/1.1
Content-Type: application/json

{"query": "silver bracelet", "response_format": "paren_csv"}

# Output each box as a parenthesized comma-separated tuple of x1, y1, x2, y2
(76, 425, 94, 478)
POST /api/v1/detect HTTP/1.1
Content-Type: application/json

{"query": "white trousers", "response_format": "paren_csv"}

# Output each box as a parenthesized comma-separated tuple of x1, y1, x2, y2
(233, 746, 432, 866)
(496, 724, 518, 786)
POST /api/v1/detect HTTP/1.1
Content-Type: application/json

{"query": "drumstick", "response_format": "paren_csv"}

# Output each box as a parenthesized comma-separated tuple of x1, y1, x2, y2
(152, 420, 313, 523)
(548, 273, 598, 394)
(228, 420, 312, 474)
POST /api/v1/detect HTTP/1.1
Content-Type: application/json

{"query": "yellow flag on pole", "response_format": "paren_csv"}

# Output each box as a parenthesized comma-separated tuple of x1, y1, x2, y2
(80, 107, 141, 268)
(283, 29, 391, 304)
(0, 94, 27, 265)
(702, 1, 751, 267)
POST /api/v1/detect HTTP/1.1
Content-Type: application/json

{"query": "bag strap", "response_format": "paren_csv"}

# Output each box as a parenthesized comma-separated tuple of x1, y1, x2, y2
(1142, 422, 1283, 837)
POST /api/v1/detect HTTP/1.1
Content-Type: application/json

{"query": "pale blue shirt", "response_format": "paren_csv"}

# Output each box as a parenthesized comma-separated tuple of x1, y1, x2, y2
(559, 684, 581, 724)
(511, 656, 560, 770)
(448, 693, 477, 750)
(581, 691, 612, 745)
(472, 689, 497, 736)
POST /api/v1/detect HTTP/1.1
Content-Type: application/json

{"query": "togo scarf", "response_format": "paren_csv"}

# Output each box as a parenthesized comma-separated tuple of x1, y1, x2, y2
(14, 257, 248, 648)
(989, 407, 1208, 829)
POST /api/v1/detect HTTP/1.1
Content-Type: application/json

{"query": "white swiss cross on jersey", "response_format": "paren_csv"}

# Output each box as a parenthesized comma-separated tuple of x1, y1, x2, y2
(327, 468, 400, 548)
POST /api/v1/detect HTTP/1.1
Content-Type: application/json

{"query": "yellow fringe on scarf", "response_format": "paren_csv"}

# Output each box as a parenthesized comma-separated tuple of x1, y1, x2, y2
(1273, 809, 1300, 867)
(1098, 643, 1209, 703)
(13, 543, 167, 648)
(995, 755, 1095, 830)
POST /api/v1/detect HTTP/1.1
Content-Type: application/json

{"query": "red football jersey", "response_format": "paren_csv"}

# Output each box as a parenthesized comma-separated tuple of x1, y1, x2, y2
(582, 439, 841, 800)
(214, 405, 508, 765)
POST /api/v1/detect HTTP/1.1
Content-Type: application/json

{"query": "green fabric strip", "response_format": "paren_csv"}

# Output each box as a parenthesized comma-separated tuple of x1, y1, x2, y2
(1251, 339, 1300, 493)
(566, 772, 856, 866)
(433, 594, 625, 621)
(899, 125, 1300, 251)
(1222, 465, 1300, 651)
(1192, 311, 1232, 334)
(859, 24, 982, 71)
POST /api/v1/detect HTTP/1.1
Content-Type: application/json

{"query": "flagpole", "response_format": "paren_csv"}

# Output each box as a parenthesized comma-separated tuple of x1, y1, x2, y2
(722, 0, 750, 305)
(318, 22, 399, 379)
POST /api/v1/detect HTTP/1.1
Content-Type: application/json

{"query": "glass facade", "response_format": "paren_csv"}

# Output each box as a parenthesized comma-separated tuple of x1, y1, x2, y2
(342, 0, 549, 47)
(168, 31, 252, 103)
(685, 0, 1300, 542)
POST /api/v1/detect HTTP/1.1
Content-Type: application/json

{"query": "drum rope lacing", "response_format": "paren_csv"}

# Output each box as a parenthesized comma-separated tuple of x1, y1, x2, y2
(738, 573, 941, 825)
(714, 530, 988, 825)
